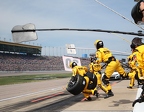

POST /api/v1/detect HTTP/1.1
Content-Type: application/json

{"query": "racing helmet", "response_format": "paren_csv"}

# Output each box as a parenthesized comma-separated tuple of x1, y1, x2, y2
(130, 37, 143, 49)
(94, 40, 104, 49)
(69, 62, 77, 68)
(131, 0, 144, 24)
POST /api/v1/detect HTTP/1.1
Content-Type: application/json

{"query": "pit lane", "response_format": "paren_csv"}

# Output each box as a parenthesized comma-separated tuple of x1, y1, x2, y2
(0, 78, 136, 112)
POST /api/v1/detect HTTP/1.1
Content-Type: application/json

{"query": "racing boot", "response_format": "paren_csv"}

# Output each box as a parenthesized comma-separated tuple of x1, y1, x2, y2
(104, 90, 114, 99)
(94, 90, 99, 98)
(87, 96, 92, 101)
(127, 86, 132, 89)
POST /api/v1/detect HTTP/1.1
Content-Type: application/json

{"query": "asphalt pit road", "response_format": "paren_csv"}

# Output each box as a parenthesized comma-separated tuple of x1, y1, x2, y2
(31, 92, 66, 103)
(29, 94, 84, 112)
(110, 99, 133, 107)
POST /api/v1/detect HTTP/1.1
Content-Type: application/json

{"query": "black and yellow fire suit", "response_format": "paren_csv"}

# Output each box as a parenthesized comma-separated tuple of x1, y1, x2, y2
(71, 65, 97, 100)
(89, 61, 108, 94)
(95, 47, 127, 93)
(131, 45, 144, 77)
(127, 53, 142, 88)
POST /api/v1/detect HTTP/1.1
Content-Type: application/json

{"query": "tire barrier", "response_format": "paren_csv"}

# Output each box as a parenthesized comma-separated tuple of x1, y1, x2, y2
(66, 74, 86, 95)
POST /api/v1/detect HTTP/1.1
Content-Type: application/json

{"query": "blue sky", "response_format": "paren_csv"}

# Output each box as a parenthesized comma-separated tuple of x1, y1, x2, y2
(0, 0, 142, 57)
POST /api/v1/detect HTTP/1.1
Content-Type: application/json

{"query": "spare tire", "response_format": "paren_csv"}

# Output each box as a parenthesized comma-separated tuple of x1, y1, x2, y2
(86, 72, 97, 89)
(66, 74, 86, 95)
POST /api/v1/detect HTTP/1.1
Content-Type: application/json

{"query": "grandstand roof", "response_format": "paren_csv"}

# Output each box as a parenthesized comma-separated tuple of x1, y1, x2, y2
(0, 41, 42, 55)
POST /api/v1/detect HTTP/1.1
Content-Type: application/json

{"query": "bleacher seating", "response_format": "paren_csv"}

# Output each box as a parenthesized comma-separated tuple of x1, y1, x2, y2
(0, 53, 90, 71)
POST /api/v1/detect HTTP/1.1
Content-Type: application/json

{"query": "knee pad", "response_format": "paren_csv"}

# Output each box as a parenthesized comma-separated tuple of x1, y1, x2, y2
(102, 75, 109, 85)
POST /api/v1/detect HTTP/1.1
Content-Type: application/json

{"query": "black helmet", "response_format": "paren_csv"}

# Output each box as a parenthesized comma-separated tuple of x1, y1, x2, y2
(131, 0, 144, 24)
(69, 62, 77, 68)
(130, 37, 143, 49)
(94, 40, 104, 49)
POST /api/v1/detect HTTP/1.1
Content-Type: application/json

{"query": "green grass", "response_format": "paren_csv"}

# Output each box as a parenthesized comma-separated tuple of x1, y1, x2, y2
(0, 73, 71, 86)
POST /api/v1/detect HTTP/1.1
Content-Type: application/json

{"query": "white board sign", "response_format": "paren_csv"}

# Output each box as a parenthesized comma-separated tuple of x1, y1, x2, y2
(62, 56, 81, 71)
(66, 44, 76, 54)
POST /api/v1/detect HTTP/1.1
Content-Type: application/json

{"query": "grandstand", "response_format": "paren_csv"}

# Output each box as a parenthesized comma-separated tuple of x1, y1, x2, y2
(0, 41, 41, 55)
(0, 41, 90, 71)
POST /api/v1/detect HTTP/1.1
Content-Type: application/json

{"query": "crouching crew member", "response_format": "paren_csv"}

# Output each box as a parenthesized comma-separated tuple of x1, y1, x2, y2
(69, 62, 99, 101)
(127, 50, 142, 89)
(89, 57, 111, 98)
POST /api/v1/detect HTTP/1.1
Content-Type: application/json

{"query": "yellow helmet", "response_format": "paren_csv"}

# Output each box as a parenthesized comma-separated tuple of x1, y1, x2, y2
(94, 40, 104, 49)
(94, 40, 100, 45)
(69, 62, 77, 68)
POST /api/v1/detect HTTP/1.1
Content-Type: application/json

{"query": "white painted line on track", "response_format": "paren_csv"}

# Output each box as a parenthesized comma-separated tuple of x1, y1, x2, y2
(0, 86, 63, 102)
(133, 87, 144, 112)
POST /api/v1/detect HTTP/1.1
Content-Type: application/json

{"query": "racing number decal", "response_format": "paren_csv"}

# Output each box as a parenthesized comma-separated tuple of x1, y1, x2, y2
(65, 58, 71, 69)
(65, 58, 79, 68)
(62, 56, 81, 71)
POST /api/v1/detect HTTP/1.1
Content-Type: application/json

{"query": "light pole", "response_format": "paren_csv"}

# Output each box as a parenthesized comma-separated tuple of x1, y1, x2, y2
(45, 46, 46, 56)
(49, 46, 50, 56)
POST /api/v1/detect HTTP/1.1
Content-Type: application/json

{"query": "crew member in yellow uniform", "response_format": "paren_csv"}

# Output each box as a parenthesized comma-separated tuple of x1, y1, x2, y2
(69, 62, 99, 101)
(94, 40, 127, 98)
(127, 50, 142, 89)
(131, 2, 144, 107)
(127, 54, 136, 88)
(89, 57, 109, 98)
(130, 37, 144, 77)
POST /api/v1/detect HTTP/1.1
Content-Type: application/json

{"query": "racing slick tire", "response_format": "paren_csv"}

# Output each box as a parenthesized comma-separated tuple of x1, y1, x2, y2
(66, 74, 86, 95)
(86, 71, 97, 89)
